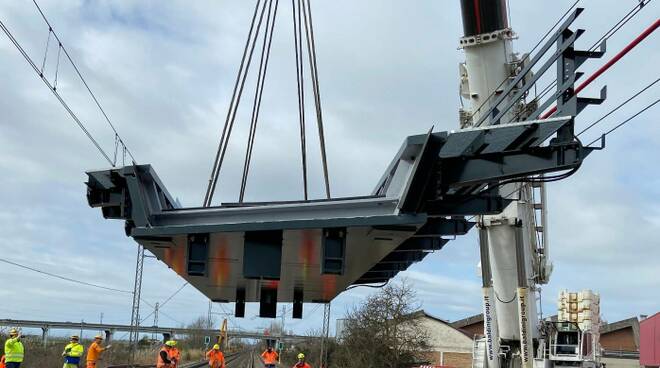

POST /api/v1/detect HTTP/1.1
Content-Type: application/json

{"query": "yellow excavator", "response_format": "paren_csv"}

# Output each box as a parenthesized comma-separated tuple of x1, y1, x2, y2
(217, 319, 229, 351)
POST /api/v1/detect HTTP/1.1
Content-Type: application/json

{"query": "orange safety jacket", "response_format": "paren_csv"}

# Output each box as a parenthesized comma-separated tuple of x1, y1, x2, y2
(206, 350, 225, 368)
(0, 355, 6, 368)
(87, 342, 106, 362)
(261, 350, 279, 364)
(157, 347, 174, 368)
(293, 363, 312, 368)
(170, 348, 181, 368)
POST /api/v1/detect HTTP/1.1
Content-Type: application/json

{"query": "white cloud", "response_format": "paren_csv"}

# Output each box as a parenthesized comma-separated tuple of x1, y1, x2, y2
(0, 0, 658, 336)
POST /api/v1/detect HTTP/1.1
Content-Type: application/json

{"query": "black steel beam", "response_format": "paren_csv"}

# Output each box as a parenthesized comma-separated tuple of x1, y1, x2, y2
(441, 145, 593, 188)
(425, 195, 510, 216)
(395, 237, 448, 252)
(415, 218, 475, 236)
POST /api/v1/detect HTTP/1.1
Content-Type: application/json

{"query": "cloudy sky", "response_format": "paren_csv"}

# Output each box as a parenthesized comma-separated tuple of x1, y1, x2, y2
(0, 0, 658, 338)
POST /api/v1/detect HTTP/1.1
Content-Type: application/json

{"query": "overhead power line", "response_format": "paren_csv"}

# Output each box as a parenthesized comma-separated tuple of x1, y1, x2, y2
(0, 256, 186, 326)
(159, 282, 189, 309)
(587, 98, 660, 146)
(578, 77, 660, 137)
(30, 0, 138, 166)
(0, 1, 137, 167)
(587, 0, 654, 52)
(0, 257, 133, 294)
(541, 8, 659, 119)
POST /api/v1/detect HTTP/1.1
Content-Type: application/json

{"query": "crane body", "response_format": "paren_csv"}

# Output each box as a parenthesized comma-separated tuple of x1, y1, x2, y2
(457, 2, 602, 368)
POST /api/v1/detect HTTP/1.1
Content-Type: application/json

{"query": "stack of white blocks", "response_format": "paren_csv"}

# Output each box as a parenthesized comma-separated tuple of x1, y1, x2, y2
(558, 290, 601, 334)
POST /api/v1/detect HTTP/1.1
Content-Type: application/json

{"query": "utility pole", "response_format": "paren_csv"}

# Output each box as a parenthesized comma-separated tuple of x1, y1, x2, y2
(154, 303, 160, 327)
(152, 303, 160, 341)
(207, 300, 213, 330)
(279, 306, 286, 359)
(128, 245, 145, 366)
(99, 313, 104, 337)
(319, 303, 331, 368)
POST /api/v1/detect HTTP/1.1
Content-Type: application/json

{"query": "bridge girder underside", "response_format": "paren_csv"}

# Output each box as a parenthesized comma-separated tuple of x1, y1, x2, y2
(86, 117, 592, 317)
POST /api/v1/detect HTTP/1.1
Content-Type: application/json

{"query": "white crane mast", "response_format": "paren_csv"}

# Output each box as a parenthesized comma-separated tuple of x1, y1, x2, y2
(457, 1, 549, 368)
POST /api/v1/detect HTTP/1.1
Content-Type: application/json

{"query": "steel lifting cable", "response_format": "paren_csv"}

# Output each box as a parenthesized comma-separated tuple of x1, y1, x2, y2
(239, 0, 281, 203)
(204, 0, 270, 207)
(301, 0, 331, 199)
(293, 0, 309, 200)
(206, 0, 331, 205)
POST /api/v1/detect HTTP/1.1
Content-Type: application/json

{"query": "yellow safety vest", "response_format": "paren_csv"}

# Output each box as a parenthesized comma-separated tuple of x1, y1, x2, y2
(4, 337, 25, 363)
(63, 343, 85, 365)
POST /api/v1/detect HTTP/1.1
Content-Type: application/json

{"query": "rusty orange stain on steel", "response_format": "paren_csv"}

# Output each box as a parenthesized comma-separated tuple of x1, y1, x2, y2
(211, 237, 231, 286)
(164, 244, 185, 274)
(298, 231, 317, 280)
(321, 274, 337, 301)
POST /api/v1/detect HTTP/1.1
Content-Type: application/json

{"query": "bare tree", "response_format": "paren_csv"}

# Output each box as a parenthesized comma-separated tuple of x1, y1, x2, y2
(185, 315, 215, 349)
(333, 280, 430, 368)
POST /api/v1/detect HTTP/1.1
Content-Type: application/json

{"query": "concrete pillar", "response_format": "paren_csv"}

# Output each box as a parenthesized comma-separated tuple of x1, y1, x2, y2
(41, 327, 49, 347)
(105, 330, 114, 343)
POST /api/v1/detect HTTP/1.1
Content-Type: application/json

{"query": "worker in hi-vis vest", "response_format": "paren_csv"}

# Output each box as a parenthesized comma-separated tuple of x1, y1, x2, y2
(205, 344, 225, 368)
(157, 340, 180, 368)
(261, 345, 279, 368)
(3, 329, 24, 368)
(86, 335, 111, 368)
(62, 335, 84, 368)
(293, 353, 312, 368)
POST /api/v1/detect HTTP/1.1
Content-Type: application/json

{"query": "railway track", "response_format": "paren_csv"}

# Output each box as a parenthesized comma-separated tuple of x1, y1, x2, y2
(108, 349, 257, 368)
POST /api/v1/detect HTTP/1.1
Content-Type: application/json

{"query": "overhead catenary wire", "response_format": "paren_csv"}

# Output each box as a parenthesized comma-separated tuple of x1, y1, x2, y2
(481, 0, 654, 124)
(587, 98, 660, 146)
(158, 282, 189, 309)
(0, 19, 115, 166)
(578, 77, 660, 137)
(0, 257, 133, 294)
(541, 14, 659, 119)
(0, 256, 185, 327)
(586, 0, 653, 52)
(30, 0, 138, 165)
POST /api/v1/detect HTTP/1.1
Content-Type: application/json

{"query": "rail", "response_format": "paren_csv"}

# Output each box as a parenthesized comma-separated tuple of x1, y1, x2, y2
(107, 348, 257, 368)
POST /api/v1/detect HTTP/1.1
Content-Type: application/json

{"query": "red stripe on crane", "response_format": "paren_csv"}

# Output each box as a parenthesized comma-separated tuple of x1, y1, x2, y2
(474, 0, 482, 35)
(541, 18, 660, 119)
